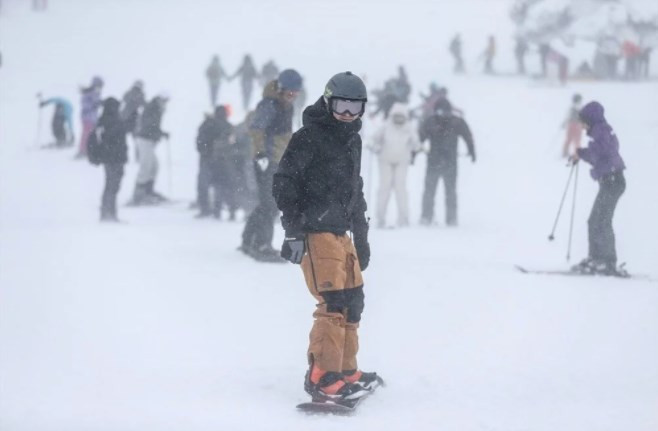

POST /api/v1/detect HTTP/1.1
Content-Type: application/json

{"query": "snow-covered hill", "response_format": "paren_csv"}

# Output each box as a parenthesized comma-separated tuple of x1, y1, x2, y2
(1, 1, 657, 430)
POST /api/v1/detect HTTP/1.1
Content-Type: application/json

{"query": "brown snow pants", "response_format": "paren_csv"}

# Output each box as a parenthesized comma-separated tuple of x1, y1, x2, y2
(301, 233, 364, 373)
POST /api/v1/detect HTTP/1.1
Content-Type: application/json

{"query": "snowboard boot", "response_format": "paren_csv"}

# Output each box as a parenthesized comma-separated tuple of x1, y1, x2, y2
(304, 363, 369, 405)
(343, 369, 385, 392)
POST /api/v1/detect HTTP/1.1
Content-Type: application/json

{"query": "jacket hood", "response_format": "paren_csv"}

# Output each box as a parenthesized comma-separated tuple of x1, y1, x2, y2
(102, 97, 120, 116)
(579, 101, 605, 127)
(302, 97, 362, 134)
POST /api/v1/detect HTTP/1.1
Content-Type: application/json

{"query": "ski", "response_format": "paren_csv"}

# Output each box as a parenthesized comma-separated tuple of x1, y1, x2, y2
(515, 265, 656, 282)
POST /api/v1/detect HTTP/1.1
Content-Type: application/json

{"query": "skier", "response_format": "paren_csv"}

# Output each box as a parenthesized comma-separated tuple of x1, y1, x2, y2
(231, 54, 259, 111)
(273, 71, 382, 405)
(370, 102, 420, 228)
(76, 76, 103, 158)
(259, 60, 279, 88)
(206, 55, 228, 107)
(39, 97, 74, 147)
(571, 101, 626, 276)
(194, 105, 236, 219)
(129, 94, 170, 205)
(90, 98, 129, 222)
(419, 98, 475, 226)
(239, 69, 302, 262)
(482, 35, 496, 74)
(120, 80, 146, 135)
(449, 33, 464, 73)
(232, 112, 259, 214)
(562, 93, 583, 158)
(515, 37, 528, 75)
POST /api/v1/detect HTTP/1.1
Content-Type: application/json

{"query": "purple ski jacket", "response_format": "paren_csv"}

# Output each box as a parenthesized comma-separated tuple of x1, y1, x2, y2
(80, 88, 102, 124)
(576, 101, 625, 181)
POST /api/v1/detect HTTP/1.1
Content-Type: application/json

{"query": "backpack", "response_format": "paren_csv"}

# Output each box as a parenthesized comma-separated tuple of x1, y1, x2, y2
(87, 126, 105, 165)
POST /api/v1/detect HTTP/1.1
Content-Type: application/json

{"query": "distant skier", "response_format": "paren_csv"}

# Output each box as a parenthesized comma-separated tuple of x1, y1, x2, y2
(481, 35, 496, 74)
(120, 80, 146, 134)
(273, 71, 382, 405)
(76, 76, 103, 158)
(89, 98, 128, 222)
(194, 105, 236, 219)
(231, 54, 259, 111)
(370, 103, 420, 228)
(239, 69, 302, 262)
(515, 37, 528, 75)
(129, 94, 170, 206)
(571, 101, 626, 276)
(206, 55, 228, 107)
(449, 33, 464, 73)
(39, 97, 74, 147)
(232, 111, 259, 214)
(419, 98, 475, 226)
(259, 60, 279, 88)
(562, 93, 583, 158)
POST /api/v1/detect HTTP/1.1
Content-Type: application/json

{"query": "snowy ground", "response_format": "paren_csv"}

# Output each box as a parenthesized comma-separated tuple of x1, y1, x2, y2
(1, 1, 658, 430)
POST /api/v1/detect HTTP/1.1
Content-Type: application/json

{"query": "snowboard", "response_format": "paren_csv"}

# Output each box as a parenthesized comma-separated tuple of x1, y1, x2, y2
(296, 393, 370, 415)
(515, 265, 655, 282)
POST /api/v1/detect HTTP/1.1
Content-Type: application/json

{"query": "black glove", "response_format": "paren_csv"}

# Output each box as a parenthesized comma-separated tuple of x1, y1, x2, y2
(353, 227, 370, 271)
(281, 234, 305, 264)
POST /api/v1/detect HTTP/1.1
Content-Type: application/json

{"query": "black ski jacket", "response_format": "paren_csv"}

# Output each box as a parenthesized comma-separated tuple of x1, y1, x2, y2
(137, 99, 166, 142)
(196, 113, 234, 160)
(419, 114, 474, 165)
(96, 99, 128, 165)
(273, 97, 368, 236)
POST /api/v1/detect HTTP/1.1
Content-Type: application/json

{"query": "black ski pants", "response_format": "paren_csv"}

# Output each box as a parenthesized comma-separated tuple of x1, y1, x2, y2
(422, 159, 457, 224)
(198, 156, 238, 216)
(241, 161, 278, 249)
(588, 171, 625, 265)
(101, 163, 124, 218)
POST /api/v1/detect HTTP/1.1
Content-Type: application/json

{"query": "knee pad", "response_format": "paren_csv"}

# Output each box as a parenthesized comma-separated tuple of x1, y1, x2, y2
(320, 290, 347, 314)
(345, 287, 365, 324)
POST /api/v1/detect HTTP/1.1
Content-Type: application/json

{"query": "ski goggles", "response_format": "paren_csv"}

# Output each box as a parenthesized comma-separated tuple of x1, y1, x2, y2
(330, 98, 365, 116)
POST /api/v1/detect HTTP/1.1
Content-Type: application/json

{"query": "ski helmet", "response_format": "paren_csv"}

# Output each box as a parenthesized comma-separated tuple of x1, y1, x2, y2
(91, 76, 104, 87)
(323, 71, 367, 102)
(277, 69, 303, 92)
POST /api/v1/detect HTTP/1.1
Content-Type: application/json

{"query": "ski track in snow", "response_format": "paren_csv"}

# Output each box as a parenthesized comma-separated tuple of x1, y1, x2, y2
(1, 1, 658, 430)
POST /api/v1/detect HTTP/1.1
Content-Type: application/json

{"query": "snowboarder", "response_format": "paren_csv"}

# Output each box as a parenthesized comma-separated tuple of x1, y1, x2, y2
(231, 54, 259, 111)
(419, 98, 475, 226)
(90, 98, 129, 222)
(120, 80, 146, 135)
(259, 60, 279, 88)
(194, 105, 236, 219)
(76, 76, 103, 158)
(370, 102, 420, 228)
(273, 71, 382, 405)
(482, 35, 496, 74)
(39, 97, 74, 147)
(239, 69, 302, 262)
(562, 93, 583, 158)
(206, 55, 228, 107)
(450, 33, 464, 73)
(571, 101, 626, 276)
(129, 94, 170, 205)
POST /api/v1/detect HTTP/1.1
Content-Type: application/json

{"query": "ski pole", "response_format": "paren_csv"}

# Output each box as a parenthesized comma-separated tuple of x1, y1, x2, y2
(548, 162, 576, 241)
(566, 162, 579, 261)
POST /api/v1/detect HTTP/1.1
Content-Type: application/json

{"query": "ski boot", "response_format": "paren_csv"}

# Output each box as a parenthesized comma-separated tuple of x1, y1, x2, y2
(343, 369, 385, 392)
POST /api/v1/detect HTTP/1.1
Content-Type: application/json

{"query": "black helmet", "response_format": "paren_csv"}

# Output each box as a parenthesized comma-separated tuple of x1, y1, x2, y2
(278, 69, 303, 92)
(324, 71, 367, 102)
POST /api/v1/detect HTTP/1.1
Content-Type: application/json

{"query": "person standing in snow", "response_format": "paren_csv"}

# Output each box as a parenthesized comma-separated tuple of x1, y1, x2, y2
(231, 54, 259, 111)
(370, 103, 420, 228)
(129, 94, 170, 205)
(562, 93, 583, 158)
(39, 97, 74, 147)
(259, 60, 279, 88)
(76, 76, 103, 158)
(482, 35, 496, 74)
(206, 55, 228, 108)
(239, 69, 302, 262)
(449, 33, 464, 74)
(120, 80, 146, 135)
(419, 98, 475, 226)
(89, 98, 129, 222)
(273, 71, 383, 405)
(515, 37, 528, 75)
(571, 101, 626, 276)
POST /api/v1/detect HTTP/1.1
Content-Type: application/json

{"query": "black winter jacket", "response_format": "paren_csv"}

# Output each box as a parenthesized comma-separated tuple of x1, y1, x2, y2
(196, 114, 234, 159)
(273, 97, 368, 236)
(419, 114, 474, 164)
(137, 99, 166, 142)
(96, 99, 128, 165)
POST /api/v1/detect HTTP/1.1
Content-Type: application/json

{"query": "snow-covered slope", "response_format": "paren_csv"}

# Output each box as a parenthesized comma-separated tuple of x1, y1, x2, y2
(1, 1, 657, 430)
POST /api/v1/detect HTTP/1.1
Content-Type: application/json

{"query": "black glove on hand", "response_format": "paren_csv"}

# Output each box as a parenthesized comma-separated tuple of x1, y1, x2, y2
(353, 228, 370, 271)
(281, 234, 305, 264)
